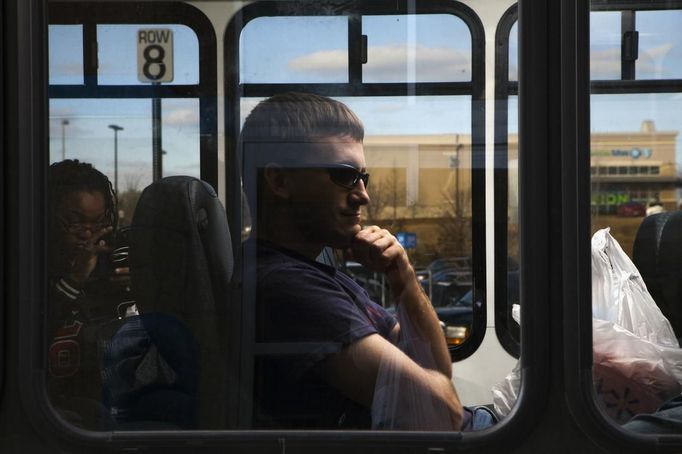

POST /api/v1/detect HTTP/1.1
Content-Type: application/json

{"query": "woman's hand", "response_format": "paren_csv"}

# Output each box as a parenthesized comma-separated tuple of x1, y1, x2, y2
(67, 225, 113, 286)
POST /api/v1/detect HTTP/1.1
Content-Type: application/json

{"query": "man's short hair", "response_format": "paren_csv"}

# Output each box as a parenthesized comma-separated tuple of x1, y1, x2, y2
(241, 93, 364, 226)
(241, 92, 364, 149)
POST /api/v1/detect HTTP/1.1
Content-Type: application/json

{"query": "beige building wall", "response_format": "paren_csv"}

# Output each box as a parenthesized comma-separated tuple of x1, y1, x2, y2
(361, 123, 679, 262)
(363, 134, 472, 220)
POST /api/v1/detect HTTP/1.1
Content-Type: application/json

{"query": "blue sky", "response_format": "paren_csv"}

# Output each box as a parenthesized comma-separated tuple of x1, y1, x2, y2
(49, 10, 682, 190)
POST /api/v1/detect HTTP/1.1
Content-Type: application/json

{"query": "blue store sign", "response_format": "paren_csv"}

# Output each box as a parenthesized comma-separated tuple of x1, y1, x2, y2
(396, 232, 417, 249)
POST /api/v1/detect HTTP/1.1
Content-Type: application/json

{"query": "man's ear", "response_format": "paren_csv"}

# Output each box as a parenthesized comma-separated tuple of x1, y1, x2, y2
(263, 163, 291, 200)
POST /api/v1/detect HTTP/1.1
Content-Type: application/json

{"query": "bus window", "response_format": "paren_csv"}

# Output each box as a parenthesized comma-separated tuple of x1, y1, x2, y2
(362, 14, 471, 83)
(229, 0, 494, 428)
(48, 25, 84, 85)
(494, 5, 520, 359)
(240, 16, 349, 83)
(232, 4, 485, 367)
(636, 10, 682, 80)
(46, 2, 217, 431)
(590, 11, 622, 81)
(48, 97, 201, 226)
(590, 3, 682, 432)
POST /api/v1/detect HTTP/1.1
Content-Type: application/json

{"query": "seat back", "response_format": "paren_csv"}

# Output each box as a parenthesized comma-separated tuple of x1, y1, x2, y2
(129, 176, 233, 428)
(633, 211, 682, 340)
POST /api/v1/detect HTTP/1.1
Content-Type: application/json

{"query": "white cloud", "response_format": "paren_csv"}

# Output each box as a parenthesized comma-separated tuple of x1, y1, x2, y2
(288, 49, 347, 74)
(52, 62, 84, 76)
(164, 108, 199, 127)
(365, 45, 470, 81)
(590, 43, 675, 78)
(590, 47, 622, 78)
(288, 44, 471, 82)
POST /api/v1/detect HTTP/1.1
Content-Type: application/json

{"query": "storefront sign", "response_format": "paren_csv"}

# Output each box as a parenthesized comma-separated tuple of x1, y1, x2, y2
(590, 148, 653, 159)
(591, 192, 630, 206)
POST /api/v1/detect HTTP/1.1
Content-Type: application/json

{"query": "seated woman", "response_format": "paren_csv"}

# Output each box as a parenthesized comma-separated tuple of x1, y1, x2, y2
(47, 159, 128, 429)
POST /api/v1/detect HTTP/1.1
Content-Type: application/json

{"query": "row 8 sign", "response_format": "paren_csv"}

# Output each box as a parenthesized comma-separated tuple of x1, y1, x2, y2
(137, 29, 174, 83)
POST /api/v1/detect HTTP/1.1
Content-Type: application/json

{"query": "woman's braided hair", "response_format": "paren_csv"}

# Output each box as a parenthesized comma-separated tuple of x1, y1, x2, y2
(48, 159, 118, 232)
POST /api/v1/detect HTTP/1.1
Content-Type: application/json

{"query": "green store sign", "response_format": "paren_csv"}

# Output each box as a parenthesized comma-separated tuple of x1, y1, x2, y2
(591, 192, 630, 206)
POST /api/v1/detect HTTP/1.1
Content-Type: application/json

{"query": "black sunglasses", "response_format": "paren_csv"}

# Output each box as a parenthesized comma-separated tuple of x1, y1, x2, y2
(323, 163, 370, 190)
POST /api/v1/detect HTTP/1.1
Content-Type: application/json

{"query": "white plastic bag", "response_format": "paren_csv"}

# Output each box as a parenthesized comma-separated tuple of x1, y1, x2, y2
(591, 228, 678, 347)
(491, 304, 520, 417)
(593, 318, 682, 423)
(492, 228, 682, 422)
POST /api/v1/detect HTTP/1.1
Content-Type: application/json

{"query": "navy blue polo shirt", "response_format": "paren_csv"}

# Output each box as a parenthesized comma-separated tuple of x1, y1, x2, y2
(250, 240, 397, 429)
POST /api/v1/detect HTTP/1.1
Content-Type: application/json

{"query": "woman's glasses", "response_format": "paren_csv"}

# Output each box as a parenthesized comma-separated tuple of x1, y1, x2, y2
(57, 216, 111, 235)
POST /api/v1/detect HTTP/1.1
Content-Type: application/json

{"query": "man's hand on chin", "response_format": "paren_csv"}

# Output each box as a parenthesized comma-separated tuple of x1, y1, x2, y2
(347, 226, 417, 297)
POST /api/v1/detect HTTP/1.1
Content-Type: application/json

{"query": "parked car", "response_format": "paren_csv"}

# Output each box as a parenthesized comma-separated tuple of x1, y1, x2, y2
(617, 201, 646, 217)
(417, 256, 472, 302)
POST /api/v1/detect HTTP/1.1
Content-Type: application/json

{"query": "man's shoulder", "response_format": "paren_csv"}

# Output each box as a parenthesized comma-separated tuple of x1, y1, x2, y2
(254, 240, 335, 279)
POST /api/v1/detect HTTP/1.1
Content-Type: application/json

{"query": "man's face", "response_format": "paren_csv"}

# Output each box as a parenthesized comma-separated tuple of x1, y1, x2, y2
(286, 136, 370, 249)
(55, 190, 109, 251)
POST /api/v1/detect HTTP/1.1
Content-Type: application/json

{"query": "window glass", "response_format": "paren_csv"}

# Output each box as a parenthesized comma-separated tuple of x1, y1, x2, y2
(49, 25, 84, 85)
(98, 24, 199, 85)
(49, 98, 199, 227)
(240, 16, 348, 83)
(235, 2, 494, 429)
(591, 93, 680, 242)
(241, 93, 473, 313)
(47, 3, 215, 432)
(590, 11, 621, 80)
(502, 14, 520, 353)
(239, 91, 477, 427)
(509, 22, 517, 82)
(637, 10, 682, 80)
(507, 94, 519, 270)
(160, 98, 201, 179)
(362, 14, 471, 82)
(590, 7, 682, 429)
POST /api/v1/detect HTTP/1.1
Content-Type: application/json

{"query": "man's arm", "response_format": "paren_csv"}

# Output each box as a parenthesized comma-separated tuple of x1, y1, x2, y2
(322, 225, 462, 429)
(321, 333, 463, 430)
(350, 226, 453, 377)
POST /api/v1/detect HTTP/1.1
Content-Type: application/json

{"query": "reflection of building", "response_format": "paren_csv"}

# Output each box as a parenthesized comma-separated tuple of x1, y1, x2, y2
(508, 120, 680, 216)
(362, 122, 679, 260)
(363, 134, 472, 220)
(589, 121, 679, 213)
(363, 134, 473, 262)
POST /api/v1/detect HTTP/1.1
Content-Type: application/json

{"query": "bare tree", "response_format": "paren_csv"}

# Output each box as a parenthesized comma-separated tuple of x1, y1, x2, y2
(437, 188, 472, 257)
(365, 166, 401, 224)
(117, 173, 145, 227)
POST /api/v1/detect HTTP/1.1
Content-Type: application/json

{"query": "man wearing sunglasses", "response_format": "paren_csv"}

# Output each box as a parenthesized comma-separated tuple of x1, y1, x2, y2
(242, 93, 463, 430)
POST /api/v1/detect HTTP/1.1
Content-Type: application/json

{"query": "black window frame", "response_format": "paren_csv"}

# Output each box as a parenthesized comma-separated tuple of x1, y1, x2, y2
(17, 1, 221, 447)
(0, 0, 4, 404)
(493, 3, 520, 358)
(564, 0, 682, 450)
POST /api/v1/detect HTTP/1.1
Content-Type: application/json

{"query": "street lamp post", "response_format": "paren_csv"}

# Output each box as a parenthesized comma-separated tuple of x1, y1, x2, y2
(61, 119, 70, 160)
(108, 124, 124, 195)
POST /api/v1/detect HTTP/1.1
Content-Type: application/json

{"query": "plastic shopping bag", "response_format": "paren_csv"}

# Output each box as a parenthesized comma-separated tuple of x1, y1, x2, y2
(591, 228, 678, 347)
(492, 228, 682, 423)
(593, 318, 682, 423)
(491, 304, 520, 418)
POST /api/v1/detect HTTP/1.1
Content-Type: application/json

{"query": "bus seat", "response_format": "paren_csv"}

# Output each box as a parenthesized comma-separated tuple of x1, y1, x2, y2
(633, 211, 682, 341)
(125, 176, 233, 429)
